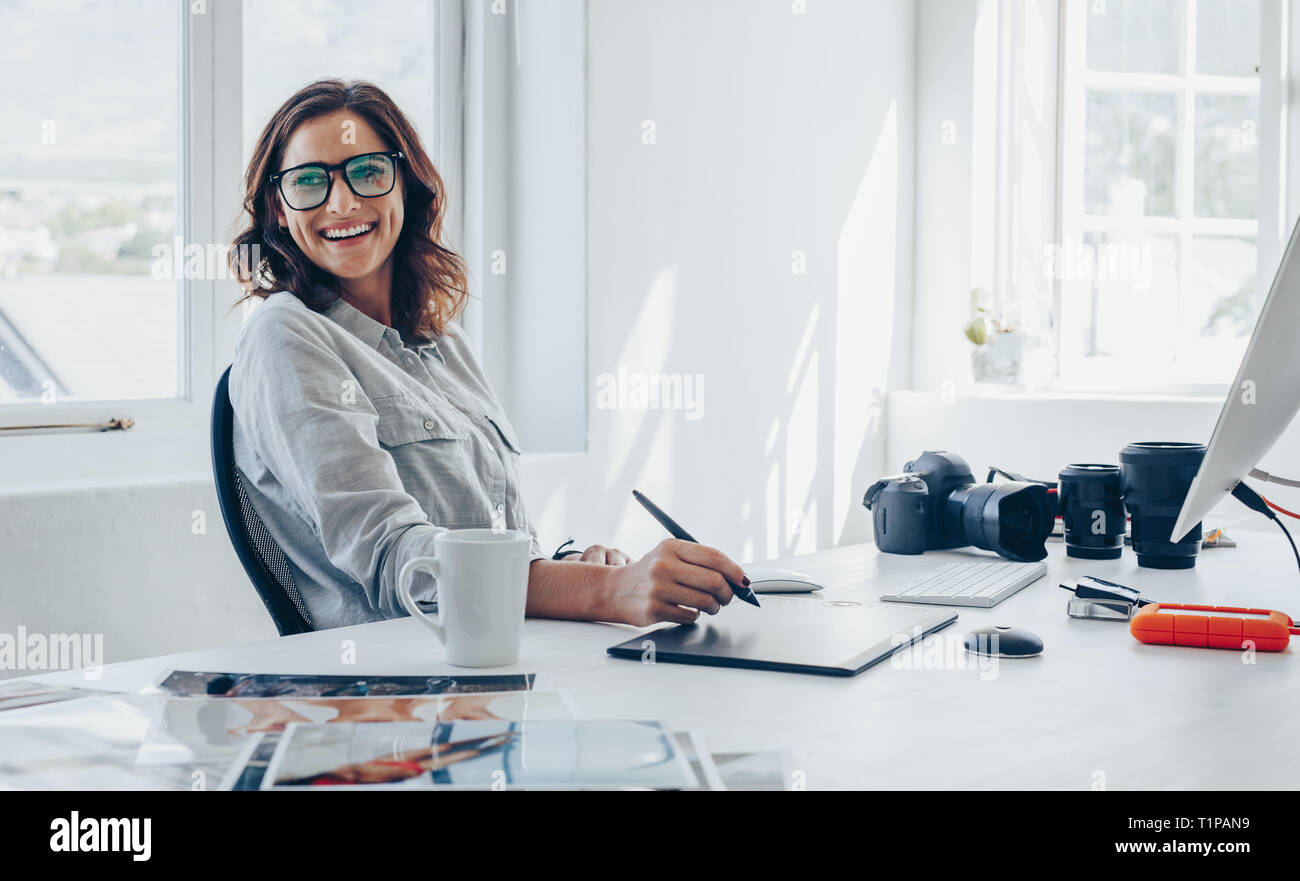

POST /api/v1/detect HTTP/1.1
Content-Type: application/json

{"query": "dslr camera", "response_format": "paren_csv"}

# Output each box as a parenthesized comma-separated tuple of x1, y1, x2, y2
(862, 451, 1053, 562)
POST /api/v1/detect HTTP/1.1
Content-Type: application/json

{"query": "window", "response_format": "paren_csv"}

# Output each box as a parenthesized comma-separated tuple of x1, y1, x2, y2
(0, 0, 181, 406)
(1057, 0, 1267, 390)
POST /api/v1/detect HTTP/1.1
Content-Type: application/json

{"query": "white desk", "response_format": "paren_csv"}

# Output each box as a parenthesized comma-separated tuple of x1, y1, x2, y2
(28, 524, 1300, 789)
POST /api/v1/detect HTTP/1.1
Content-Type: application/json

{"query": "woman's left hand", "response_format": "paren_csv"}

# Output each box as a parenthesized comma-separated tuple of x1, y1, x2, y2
(572, 544, 631, 566)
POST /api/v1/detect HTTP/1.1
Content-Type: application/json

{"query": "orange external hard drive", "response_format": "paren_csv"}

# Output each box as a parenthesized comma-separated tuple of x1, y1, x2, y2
(1130, 603, 1297, 651)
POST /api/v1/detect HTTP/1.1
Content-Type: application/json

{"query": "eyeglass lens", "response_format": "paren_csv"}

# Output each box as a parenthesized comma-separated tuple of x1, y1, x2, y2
(280, 153, 396, 210)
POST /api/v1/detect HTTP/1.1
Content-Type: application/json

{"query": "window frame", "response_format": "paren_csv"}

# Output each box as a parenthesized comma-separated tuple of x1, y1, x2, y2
(1052, 0, 1285, 396)
(0, 1, 248, 435)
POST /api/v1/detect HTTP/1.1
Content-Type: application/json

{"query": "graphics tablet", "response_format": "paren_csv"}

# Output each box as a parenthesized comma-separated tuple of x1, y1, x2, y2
(607, 596, 958, 676)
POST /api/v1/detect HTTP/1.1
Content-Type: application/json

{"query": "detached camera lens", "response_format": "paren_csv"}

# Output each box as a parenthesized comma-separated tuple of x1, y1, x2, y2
(1059, 464, 1125, 560)
(1119, 442, 1207, 570)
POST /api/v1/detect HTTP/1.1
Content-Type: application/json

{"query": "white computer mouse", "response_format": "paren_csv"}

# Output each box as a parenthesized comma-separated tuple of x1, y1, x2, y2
(743, 567, 824, 593)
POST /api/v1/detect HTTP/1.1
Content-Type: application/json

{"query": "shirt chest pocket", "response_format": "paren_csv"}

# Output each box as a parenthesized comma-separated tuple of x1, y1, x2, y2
(372, 395, 493, 529)
(485, 412, 523, 456)
(372, 393, 469, 445)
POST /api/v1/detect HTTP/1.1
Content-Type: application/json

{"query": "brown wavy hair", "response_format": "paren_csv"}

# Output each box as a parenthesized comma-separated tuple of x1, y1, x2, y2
(229, 79, 467, 341)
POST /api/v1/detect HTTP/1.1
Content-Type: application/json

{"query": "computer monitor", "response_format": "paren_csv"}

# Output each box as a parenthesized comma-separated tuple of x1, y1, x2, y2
(1171, 216, 1300, 542)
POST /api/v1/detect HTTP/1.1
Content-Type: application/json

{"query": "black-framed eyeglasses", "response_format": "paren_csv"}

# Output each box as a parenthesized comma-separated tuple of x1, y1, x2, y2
(269, 151, 404, 211)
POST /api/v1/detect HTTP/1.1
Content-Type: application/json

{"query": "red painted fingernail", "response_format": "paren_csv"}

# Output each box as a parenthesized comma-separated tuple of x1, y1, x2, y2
(742, 576, 751, 587)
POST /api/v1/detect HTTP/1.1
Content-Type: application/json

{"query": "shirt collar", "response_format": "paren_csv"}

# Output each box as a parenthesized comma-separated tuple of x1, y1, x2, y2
(322, 291, 442, 361)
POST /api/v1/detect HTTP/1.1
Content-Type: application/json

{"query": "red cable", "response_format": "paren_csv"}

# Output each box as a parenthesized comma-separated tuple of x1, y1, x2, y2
(1263, 495, 1300, 520)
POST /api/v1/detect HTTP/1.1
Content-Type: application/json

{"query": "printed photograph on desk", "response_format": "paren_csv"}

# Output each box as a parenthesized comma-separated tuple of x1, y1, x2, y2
(672, 731, 794, 790)
(671, 730, 727, 790)
(219, 733, 280, 792)
(154, 670, 540, 698)
(261, 720, 698, 790)
(711, 750, 797, 791)
(0, 693, 226, 791)
(139, 690, 577, 768)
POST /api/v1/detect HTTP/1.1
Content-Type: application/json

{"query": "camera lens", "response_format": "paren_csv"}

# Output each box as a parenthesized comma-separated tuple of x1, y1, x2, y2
(1058, 464, 1125, 560)
(1119, 442, 1207, 570)
(944, 482, 1053, 562)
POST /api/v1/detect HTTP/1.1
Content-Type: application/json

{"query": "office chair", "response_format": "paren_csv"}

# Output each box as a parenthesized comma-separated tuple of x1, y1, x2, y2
(211, 365, 314, 636)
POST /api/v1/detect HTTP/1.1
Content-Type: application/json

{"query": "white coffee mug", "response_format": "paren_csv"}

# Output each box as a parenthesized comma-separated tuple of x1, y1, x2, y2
(397, 528, 531, 668)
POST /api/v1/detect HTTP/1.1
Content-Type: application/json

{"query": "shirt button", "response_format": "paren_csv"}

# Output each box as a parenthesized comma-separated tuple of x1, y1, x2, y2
(423, 418, 435, 431)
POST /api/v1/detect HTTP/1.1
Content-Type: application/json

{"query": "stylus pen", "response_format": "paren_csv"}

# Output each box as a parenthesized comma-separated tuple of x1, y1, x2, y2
(631, 489, 761, 608)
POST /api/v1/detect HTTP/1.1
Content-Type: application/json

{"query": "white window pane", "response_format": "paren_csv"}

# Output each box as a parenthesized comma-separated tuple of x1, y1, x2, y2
(0, 279, 178, 404)
(1084, 91, 1178, 217)
(242, 0, 436, 161)
(1059, 235, 1261, 388)
(1194, 93, 1258, 219)
(0, 0, 180, 405)
(1086, 0, 1184, 75)
(1196, 0, 1260, 77)
(1082, 232, 1179, 364)
(1180, 236, 1255, 380)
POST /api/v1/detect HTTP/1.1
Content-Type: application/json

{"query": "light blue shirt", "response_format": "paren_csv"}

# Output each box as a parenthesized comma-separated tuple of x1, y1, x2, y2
(230, 291, 545, 630)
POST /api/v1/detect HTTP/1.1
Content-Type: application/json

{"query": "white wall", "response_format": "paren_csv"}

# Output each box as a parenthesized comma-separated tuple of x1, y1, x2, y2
(0, 0, 917, 667)
(0, 476, 276, 674)
(520, 0, 915, 563)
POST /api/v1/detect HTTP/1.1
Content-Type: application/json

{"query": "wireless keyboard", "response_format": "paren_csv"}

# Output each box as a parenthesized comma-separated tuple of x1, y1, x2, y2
(881, 559, 1048, 608)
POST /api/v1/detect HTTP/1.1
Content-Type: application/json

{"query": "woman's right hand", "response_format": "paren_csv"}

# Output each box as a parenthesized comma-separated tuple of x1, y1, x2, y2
(603, 538, 749, 627)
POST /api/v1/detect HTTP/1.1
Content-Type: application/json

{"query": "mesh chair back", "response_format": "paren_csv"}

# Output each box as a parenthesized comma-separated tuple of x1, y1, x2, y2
(211, 366, 313, 635)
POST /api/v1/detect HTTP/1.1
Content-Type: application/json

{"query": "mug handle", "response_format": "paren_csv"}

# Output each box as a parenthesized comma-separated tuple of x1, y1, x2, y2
(398, 556, 445, 643)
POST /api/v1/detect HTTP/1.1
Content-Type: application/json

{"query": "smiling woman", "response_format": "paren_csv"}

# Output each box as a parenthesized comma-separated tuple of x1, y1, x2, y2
(224, 78, 747, 632)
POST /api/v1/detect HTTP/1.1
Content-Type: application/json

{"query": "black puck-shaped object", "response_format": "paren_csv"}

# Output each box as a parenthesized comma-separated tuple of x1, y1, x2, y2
(1058, 464, 1125, 560)
(1119, 442, 1207, 570)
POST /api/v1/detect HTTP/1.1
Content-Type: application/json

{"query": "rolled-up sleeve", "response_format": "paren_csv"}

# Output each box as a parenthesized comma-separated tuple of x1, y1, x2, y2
(524, 511, 546, 563)
(230, 317, 445, 616)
